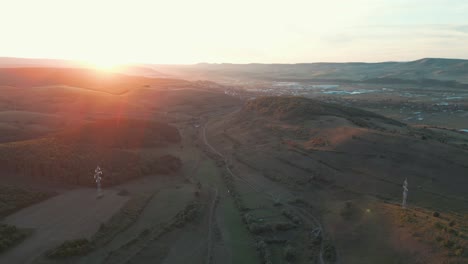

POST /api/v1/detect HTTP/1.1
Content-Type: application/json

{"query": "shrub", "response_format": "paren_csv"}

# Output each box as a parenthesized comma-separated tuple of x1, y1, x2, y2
(434, 222, 446, 230)
(340, 201, 355, 220)
(433, 211, 440, 217)
(256, 240, 272, 264)
(400, 212, 418, 224)
(284, 244, 296, 261)
(273, 222, 296, 231)
(47, 238, 93, 258)
(243, 213, 254, 225)
(454, 248, 464, 257)
(323, 241, 337, 262)
(249, 223, 263, 234)
(442, 239, 455, 249)
(282, 209, 301, 224)
(292, 197, 306, 204)
(173, 202, 199, 228)
(312, 232, 322, 246)
(273, 200, 282, 207)
(448, 229, 459, 236)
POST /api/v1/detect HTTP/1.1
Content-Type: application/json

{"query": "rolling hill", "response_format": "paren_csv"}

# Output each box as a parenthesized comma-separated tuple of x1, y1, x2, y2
(204, 96, 468, 263)
(0, 67, 186, 94)
(216, 96, 468, 210)
(0, 118, 182, 186)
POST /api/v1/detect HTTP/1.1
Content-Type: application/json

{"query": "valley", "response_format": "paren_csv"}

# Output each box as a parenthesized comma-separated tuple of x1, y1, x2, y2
(0, 65, 466, 264)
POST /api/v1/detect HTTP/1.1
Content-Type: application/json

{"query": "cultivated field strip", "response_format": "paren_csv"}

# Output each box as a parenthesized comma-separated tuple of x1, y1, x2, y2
(202, 115, 328, 264)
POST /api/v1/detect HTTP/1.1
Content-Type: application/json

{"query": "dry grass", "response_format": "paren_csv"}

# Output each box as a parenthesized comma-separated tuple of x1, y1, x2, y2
(0, 185, 53, 218)
(384, 203, 468, 262)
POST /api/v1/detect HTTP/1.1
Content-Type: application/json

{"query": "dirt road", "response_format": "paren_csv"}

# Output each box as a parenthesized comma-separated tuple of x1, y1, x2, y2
(205, 188, 218, 264)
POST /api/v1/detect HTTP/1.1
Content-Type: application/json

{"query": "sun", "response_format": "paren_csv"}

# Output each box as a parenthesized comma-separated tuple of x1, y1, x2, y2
(80, 58, 123, 72)
(89, 60, 120, 71)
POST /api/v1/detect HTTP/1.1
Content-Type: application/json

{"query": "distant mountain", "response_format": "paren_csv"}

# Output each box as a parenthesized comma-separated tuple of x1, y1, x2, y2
(2, 57, 468, 85)
(154, 58, 468, 85)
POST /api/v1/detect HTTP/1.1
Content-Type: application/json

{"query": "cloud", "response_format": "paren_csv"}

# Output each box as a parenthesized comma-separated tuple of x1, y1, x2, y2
(454, 25, 468, 33)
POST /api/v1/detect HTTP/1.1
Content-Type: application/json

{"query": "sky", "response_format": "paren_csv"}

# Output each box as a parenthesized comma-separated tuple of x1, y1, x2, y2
(0, 0, 467, 64)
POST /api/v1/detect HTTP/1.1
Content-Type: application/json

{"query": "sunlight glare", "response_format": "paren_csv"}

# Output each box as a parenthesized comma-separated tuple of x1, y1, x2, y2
(84, 58, 122, 71)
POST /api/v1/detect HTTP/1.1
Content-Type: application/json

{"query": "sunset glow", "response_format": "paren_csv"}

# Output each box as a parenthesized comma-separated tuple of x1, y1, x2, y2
(82, 59, 122, 71)
(1, 0, 467, 63)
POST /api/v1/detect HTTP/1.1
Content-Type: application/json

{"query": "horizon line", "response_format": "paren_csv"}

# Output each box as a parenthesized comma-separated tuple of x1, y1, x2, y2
(1, 56, 468, 66)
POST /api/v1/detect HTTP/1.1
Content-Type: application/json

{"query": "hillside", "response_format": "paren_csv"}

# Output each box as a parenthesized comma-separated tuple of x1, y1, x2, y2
(214, 96, 468, 210)
(0, 118, 182, 186)
(56, 118, 181, 148)
(243, 96, 405, 127)
(203, 95, 468, 263)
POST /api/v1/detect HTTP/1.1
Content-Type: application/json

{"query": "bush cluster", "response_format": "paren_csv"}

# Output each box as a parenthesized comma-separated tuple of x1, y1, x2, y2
(173, 202, 199, 228)
(0, 224, 29, 252)
(248, 222, 296, 235)
(256, 240, 273, 264)
(282, 209, 301, 224)
(284, 244, 296, 261)
(92, 194, 152, 247)
(46, 238, 93, 258)
(221, 170, 247, 211)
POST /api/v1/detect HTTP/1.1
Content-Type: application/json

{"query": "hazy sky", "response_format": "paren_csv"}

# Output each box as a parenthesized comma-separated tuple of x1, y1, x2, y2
(1, 0, 467, 64)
